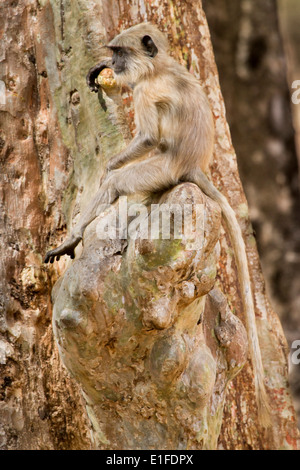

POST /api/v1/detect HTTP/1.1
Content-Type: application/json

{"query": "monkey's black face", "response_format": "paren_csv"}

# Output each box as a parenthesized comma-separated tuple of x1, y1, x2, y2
(111, 48, 128, 75)
(110, 36, 158, 77)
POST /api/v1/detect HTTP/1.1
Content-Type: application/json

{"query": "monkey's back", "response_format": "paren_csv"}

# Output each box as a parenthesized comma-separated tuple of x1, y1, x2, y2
(133, 58, 214, 176)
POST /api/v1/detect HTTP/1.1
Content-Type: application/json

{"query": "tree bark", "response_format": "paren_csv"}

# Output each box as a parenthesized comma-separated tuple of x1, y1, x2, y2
(0, 0, 298, 450)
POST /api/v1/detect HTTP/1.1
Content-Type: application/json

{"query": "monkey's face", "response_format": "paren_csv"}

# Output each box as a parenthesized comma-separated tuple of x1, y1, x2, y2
(111, 48, 129, 75)
(108, 35, 159, 86)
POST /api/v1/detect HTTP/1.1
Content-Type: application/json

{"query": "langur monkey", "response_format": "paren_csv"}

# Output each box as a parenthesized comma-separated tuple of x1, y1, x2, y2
(45, 23, 270, 426)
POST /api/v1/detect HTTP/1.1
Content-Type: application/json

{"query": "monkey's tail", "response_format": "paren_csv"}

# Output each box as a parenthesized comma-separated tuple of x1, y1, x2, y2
(188, 169, 271, 428)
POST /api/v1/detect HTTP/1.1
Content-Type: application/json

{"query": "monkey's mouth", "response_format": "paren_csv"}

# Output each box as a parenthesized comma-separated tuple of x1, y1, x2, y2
(113, 68, 124, 75)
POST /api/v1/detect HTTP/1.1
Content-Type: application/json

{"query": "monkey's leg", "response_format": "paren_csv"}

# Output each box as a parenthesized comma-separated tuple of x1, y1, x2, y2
(44, 155, 176, 263)
(109, 154, 177, 195)
(44, 178, 119, 263)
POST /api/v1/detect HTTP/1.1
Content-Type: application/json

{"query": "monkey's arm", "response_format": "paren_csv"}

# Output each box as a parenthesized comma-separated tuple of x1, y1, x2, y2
(106, 132, 158, 171)
(107, 97, 160, 171)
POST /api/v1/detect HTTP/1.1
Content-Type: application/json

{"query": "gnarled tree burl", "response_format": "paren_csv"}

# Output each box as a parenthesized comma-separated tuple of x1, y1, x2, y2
(52, 182, 248, 450)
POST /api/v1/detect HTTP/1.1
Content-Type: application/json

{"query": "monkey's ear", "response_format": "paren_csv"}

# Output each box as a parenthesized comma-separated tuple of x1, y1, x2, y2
(141, 35, 158, 58)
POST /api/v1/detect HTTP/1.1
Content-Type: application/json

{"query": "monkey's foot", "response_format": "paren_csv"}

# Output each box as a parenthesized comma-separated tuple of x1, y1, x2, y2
(44, 236, 82, 264)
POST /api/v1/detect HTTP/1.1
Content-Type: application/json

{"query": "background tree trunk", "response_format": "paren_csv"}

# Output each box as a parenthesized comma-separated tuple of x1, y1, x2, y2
(277, 0, 300, 421)
(203, 0, 300, 426)
(0, 0, 298, 450)
(278, 0, 300, 174)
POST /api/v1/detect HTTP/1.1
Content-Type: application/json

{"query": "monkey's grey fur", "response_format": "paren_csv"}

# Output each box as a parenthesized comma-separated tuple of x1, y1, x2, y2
(45, 23, 270, 426)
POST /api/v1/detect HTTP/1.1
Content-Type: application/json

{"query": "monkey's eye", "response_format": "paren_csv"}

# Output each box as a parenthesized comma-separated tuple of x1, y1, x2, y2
(117, 50, 123, 57)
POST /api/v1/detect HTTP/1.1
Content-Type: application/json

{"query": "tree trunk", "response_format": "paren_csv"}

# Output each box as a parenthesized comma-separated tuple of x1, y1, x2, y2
(0, 0, 298, 450)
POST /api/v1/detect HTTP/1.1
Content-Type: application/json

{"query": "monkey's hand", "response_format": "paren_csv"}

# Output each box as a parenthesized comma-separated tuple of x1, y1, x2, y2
(44, 235, 82, 264)
(86, 59, 113, 93)
(106, 158, 122, 172)
(98, 159, 119, 184)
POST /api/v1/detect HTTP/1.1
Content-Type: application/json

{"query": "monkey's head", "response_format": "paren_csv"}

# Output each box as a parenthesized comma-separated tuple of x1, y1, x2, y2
(106, 23, 169, 85)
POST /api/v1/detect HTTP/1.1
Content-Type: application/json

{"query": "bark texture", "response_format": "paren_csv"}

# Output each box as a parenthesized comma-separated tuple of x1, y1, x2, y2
(0, 0, 298, 450)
